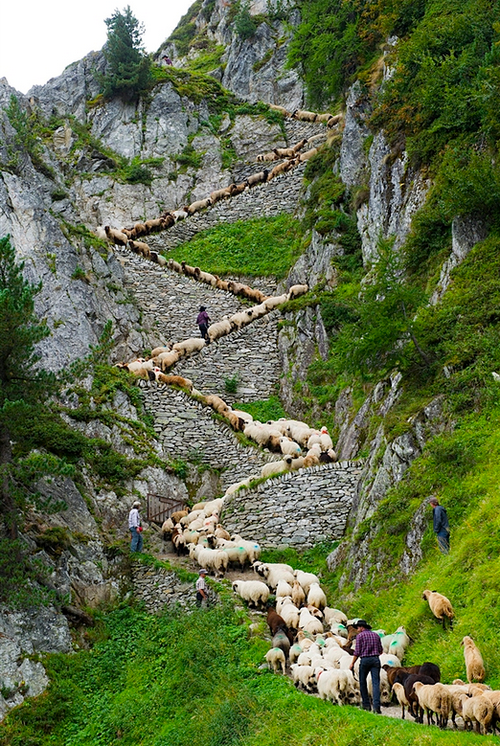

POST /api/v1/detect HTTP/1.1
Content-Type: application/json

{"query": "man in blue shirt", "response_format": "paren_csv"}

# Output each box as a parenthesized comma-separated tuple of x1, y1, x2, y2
(429, 497, 450, 554)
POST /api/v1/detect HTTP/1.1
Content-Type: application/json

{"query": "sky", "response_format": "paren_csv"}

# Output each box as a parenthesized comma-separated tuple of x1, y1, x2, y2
(0, 0, 196, 94)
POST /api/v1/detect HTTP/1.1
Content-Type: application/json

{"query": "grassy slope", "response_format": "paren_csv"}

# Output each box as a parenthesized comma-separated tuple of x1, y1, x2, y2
(0, 603, 496, 746)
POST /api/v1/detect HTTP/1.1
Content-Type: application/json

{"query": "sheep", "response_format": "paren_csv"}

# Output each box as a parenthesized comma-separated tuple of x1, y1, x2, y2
(231, 182, 246, 196)
(307, 583, 327, 610)
(307, 431, 322, 450)
(393, 682, 410, 719)
(253, 562, 295, 589)
(279, 601, 300, 629)
(144, 217, 164, 232)
(202, 497, 224, 517)
(246, 170, 268, 187)
(268, 103, 291, 116)
(232, 580, 269, 608)
(460, 693, 494, 734)
(210, 185, 236, 203)
(413, 682, 451, 728)
(229, 409, 253, 425)
(289, 643, 303, 665)
(180, 260, 197, 277)
(287, 284, 309, 299)
(319, 426, 333, 451)
(382, 627, 410, 654)
(265, 647, 286, 675)
(292, 580, 306, 608)
(279, 436, 302, 457)
(167, 258, 182, 273)
(327, 113, 343, 127)
(292, 109, 318, 122)
(155, 373, 193, 390)
(291, 664, 316, 693)
(267, 607, 289, 636)
(403, 674, 437, 720)
(319, 449, 338, 463)
(323, 607, 348, 626)
(216, 539, 249, 568)
(257, 150, 278, 162)
(261, 457, 293, 479)
(186, 197, 212, 215)
(275, 579, 293, 599)
(170, 509, 188, 524)
(299, 147, 319, 162)
(316, 668, 351, 705)
(150, 251, 167, 267)
(104, 225, 128, 246)
(224, 478, 251, 496)
(263, 293, 288, 310)
(161, 517, 174, 539)
(190, 544, 229, 577)
(290, 456, 306, 470)
(294, 570, 321, 595)
(422, 590, 454, 629)
(172, 208, 188, 222)
(299, 607, 324, 636)
(171, 338, 206, 356)
(205, 395, 230, 416)
(229, 536, 261, 563)
(193, 267, 217, 285)
(155, 350, 181, 371)
(304, 448, 321, 468)
(462, 636, 486, 683)
(207, 318, 232, 343)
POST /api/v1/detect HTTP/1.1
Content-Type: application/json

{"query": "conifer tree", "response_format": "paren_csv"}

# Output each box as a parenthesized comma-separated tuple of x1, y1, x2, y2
(0, 235, 56, 537)
(101, 6, 152, 101)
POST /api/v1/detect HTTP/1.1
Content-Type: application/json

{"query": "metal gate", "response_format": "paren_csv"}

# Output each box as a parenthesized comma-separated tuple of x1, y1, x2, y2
(147, 494, 186, 525)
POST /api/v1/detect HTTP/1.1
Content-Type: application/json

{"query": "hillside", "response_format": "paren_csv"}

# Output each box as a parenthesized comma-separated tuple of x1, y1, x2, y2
(1, 0, 500, 743)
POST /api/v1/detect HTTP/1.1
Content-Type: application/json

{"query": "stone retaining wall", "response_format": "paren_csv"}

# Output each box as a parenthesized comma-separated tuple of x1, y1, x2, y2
(117, 248, 281, 400)
(140, 383, 270, 487)
(222, 462, 362, 549)
(149, 163, 307, 253)
(131, 562, 215, 613)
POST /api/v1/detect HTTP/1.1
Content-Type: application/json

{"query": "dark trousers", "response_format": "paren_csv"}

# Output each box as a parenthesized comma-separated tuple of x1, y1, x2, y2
(198, 323, 209, 340)
(196, 591, 206, 607)
(436, 531, 450, 554)
(359, 656, 381, 711)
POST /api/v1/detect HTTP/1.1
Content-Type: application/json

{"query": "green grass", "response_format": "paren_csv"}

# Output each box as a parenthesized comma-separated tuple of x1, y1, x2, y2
(1, 601, 496, 746)
(232, 396, 286, 423)
(166, 215, 303, 278)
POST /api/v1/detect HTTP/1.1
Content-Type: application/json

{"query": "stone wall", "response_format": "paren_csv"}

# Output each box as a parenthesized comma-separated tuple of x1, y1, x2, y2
(149, 163, 307, 253)
(131, 562, 207, 614)
(222, 461, 362, 548)
(140, 383, 270, 488)
(118, 248, 281, 401)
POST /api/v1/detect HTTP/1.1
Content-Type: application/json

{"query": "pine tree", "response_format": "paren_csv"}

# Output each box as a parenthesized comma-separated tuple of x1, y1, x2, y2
(101, 6, 152, 101)
(0, 235, 56, 537)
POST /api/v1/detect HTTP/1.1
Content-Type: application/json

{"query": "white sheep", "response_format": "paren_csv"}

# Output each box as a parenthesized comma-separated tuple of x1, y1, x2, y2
(189, 544, 228, 576)
(229, 535, 261, 563)
(462, 636, 486, 683)
(316, 668, 350, 705)
(323, 607, 348, 626)
(275, 579, 293, 598)
(298, 607, 324, 635)
(279, 436, 302, 457)
(393, 682, 410, 719)
(172, 338, 206, 356)
(291, 664, 316, 692)
(232, 580, 269, 608)
(253, 562, 295, 590)
(294, 570, 321, 595)
(265, 647, 286, 675)
(279, 602, 300, 629)
(261, 457, 293, 479)
(289, 644, 303, 665)
(207, 318, 232, 342)
(461, 693, 494, 734)
(307, 582, 327, 610)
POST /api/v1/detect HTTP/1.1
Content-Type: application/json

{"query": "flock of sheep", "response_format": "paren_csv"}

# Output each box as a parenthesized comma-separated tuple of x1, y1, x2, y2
(95, 106, 343, 266)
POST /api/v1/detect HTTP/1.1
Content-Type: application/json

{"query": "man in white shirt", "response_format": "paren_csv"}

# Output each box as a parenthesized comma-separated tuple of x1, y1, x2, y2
(196, 569, 208, 607)
(128, 501, 143, 552)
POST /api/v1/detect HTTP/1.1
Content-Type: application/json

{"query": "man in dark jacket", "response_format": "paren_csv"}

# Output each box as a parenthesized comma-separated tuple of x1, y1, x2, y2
(429, 497, 450, 554)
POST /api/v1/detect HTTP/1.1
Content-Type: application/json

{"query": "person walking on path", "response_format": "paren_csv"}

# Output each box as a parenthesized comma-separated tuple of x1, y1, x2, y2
(128, 500, 143, 553)
(196, 306, 211, 342)
(349, 619, 383, 713)
(196, 569, 208, 607)
(429, 497, 450, 554)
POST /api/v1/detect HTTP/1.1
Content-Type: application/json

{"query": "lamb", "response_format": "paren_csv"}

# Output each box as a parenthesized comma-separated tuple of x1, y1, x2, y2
(167, 258, 182, 273)
(287, 284, 309, 299)
(263, 293, 288, 310)
(260, 457, 293, 479)
(172, 338, 206, 356)
(393, 682, 410, 719)
(265, 647, 286, 675)
(104, 225, 128, 246)
(413, 682, 451, 728)
(232, 579, 269, 608)
(172, 208, 188, 222)
(307, 583, 327, 610)
(462, 636, 486, 683)
(290, 456, 306, 470)
(422, 590, 454, 629)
